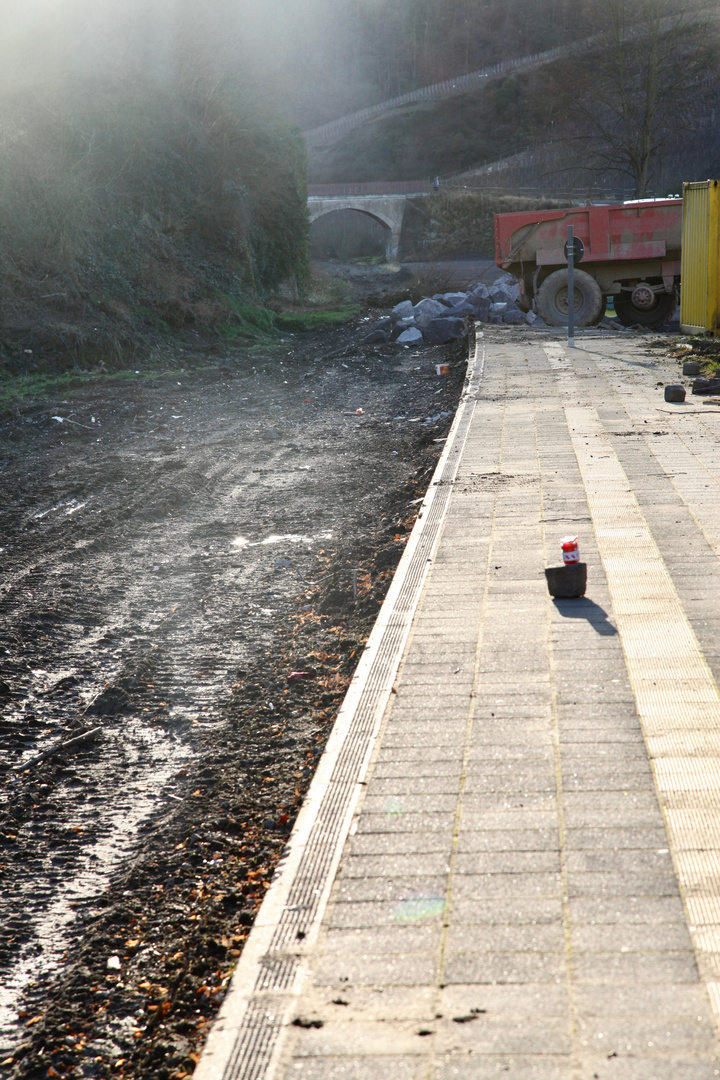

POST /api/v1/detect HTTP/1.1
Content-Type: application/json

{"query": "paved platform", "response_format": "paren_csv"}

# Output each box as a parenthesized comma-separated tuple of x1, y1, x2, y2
(197, 329, 720, 1080)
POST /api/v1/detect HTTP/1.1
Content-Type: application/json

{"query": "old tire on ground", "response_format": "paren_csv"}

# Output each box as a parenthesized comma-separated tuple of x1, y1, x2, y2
(614, 289, 677, 328)
(536, 269, 604, 327)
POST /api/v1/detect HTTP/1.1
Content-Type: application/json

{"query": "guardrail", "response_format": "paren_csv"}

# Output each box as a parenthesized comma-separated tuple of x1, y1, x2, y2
(308, 181, 433, 197)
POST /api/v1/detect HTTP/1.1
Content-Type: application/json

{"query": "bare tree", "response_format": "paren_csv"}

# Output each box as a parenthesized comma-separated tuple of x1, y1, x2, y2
(569, 0, 717, 196)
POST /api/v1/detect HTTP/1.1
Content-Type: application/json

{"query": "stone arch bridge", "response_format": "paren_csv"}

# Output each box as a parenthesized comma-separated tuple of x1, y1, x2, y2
(307, 182, 431, 262)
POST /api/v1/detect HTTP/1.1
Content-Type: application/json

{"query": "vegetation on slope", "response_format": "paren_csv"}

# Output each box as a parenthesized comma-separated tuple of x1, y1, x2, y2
(0, 76, 309, 369)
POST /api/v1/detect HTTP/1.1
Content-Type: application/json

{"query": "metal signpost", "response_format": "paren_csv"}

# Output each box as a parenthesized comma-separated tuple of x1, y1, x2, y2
(564, 227, 585, 348)
(566, 225, 575, 346)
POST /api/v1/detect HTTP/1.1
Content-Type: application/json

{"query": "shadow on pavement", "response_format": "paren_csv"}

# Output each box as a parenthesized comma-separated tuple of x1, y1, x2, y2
(552, 597, 618, 635)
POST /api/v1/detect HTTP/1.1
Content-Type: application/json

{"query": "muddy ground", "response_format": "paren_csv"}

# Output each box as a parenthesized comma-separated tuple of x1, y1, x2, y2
(0, 315, 469, 1080)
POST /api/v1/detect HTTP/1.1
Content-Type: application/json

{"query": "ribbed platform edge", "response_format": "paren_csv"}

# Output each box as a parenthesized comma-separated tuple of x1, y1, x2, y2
(194, 332, 486, 1080)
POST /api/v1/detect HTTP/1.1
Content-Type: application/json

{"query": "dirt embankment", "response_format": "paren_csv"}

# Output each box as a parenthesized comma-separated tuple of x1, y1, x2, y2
(0, 317, 470, 1080)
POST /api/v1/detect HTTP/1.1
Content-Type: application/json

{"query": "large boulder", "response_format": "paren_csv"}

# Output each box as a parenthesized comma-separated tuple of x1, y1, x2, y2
(392, 299, 414, 320)
(396, 327, 424, 345)
(441, 292, 469, 306)
(468, 283, 491, 299)
(423, 316, 467, 344)
(491, 279, 521, 302)
(469, 296, 491, 322)
(362, 328, 390, 344)
(502, 307, 527, 325)
(390, 319, 415, 341)
(447, 301, 477, 318)
(412, 298, 447, 328)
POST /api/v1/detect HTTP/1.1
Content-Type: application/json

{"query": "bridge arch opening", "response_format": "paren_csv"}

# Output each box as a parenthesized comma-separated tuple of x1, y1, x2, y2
(309, 208, 390, 261)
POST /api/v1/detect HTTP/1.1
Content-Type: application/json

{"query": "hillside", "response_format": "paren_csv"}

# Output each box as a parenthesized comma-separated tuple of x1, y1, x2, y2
(0, 77, 309, 370)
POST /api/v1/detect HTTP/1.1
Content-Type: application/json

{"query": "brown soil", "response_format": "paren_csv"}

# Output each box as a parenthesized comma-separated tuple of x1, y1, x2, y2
(0, 317, 470, 1080)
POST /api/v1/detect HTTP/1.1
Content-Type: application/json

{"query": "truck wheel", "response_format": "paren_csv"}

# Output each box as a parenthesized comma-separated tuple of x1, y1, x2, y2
(614, 290, 677, 328)
(536, 269, 604, 327)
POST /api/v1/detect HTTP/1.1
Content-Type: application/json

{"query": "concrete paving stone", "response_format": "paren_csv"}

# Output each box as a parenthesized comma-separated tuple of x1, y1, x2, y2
(462, 793, 558, 813)
(566, 849, 674, 874)
(571, 921, 694, 952)
(459, 812, 561, 833)
(563, 807, 665, 829)
(442, 950, 566, 986)
(321, 925, 441, 956)
(285, 1056, 427, 1080)
(399, 669, 479, 686)
(573, 982, 712, 1015)
(299, 984, 436, 1023)
(476, 654, 549, 673)
(470, 722, 554, 738)
(312, 952, 438, 988)
(361, 794, 461, 815)
(575, 1059, 720, 1080)
(366, 776, 462, 796)
(289, 1020, 433, 1057)
(433, 1053, 572, 1080)
(465, 747, 555, 764)
(327, 900, 446, 930)
(463, 774, 557, 795)
(433, 1016, 572, 1055)
(335, 875, 448, 903)
(349, 832, 451, 856)
(562, 790, 660, 809)
(456, 829, 560, 851)
(375, 745, 463, 763)
(437, 983, 570, 1017)
(454, 852, 561, 875)
(572, 950, 698, 984)
(560, 746, 650, 764)
(385, 706, 470, 723)
(355, 813, 455, 835)
(342, 853, 451, 878)
(445, 922, 565, 954)
(396, 673, 475, 691)
(452, 873, 562, 900)
(561, 738, 651, 756)
(555, 728, 645, 743)
(371, 760, 463, 779)
(445, 902, 563, 933)
(564, 827, 669, 849)
(381, 728, 467, 748)
(565, 871, 680, 898)
(473, 696, 553, 712)
(553, 686, 640, 703)
(569, 895, 688, 925)
(410, 631, 483, 646)
(392, 688, 473, 706)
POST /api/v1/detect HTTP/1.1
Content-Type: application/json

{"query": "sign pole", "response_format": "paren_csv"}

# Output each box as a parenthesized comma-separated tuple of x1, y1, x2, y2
(567, 224, 575, 348)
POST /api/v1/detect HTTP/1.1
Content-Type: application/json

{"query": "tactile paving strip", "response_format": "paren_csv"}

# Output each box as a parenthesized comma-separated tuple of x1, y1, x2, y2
(195, 339, 486, 1080)
(546, 342, 720, 1027)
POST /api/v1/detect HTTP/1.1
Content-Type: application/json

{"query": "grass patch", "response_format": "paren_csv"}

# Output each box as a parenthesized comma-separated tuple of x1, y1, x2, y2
(218, 296, 358, 339)
(275, 305, 358, 332)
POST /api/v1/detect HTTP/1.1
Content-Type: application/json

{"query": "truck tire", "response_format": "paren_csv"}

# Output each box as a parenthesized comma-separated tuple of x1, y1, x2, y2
(536, 269, 604, 327)
(614, 290, 677, 328)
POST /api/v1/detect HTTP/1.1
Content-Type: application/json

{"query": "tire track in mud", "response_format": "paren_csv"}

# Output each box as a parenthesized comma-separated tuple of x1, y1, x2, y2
(0, 330, 468, 1069)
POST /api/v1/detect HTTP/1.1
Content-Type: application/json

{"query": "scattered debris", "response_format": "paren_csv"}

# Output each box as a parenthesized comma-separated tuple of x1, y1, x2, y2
(13, 727, 103, 772)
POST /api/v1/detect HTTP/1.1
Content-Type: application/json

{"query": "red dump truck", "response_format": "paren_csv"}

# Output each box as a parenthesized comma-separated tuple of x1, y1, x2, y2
(494, 199, 682, 328)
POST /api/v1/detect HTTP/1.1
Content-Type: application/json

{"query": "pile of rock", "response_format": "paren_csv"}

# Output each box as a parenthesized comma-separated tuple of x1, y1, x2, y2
(361, 276, 536, 348)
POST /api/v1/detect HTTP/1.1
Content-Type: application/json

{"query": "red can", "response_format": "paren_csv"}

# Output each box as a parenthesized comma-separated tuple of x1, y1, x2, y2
(561, 535, 579, 564)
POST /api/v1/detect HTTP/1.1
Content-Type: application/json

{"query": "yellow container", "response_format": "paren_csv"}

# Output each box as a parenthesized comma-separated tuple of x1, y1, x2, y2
(681, 180, 720, 336)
